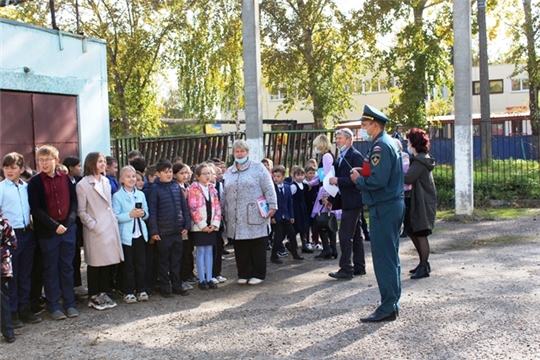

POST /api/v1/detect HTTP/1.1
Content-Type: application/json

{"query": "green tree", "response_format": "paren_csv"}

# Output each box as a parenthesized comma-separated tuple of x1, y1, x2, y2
(360, 0, 454, 129)
(260, 0, 365, 129)
(163, 0, 244, 132)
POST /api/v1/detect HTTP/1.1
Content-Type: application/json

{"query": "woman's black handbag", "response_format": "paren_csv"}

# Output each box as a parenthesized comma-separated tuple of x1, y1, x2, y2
(314, 211, 337, 232)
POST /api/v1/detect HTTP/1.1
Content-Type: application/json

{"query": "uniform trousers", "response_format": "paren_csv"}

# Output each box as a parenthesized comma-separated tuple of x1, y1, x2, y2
(1, 278, 14, 339)
(369, 200, 404, 315)
(155, 234, 183, 292)
(122, 236, 147, 295)
(10, 229, 36, 312)
(38, 226, 76, 312)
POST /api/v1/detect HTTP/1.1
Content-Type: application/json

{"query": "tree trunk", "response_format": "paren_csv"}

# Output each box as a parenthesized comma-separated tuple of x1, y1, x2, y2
(478, 0, 492, 160)
(522, 0, 540, 160)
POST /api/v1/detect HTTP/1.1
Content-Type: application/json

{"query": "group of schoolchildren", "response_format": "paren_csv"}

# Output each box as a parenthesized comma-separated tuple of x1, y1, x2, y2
(0, 146, 228, 343)
(260, 158, 333, 264)
(0, 145, 336, 344)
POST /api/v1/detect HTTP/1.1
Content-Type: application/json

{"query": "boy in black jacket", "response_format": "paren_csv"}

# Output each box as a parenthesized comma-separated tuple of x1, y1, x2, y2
(147, 159, 191, 297)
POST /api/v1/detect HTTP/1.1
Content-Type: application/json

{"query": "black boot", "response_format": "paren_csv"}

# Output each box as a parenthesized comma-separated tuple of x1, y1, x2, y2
(411, 265, 430, 279)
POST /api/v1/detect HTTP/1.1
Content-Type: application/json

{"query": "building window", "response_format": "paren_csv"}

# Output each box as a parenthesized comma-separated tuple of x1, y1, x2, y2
(472, 79, 504, 95)
(269, 86, 288, 101)
(511, 78, 529, 92)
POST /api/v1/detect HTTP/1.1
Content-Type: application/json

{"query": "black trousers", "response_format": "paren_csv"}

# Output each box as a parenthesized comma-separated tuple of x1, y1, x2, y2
(30, 240, 44, 309)
(1, 278, 14, 339)
(180, 234, 195, 281)
(271, 219, 299, 259)
(87, 265, 113, 297)
(212, 232, 224, 278)
(145, 242, 158, 292)
(122, 237, 147, 295)
(233, 237, 267, 280)
(155, 234, 183, 292)
(338, 208, 366, 274)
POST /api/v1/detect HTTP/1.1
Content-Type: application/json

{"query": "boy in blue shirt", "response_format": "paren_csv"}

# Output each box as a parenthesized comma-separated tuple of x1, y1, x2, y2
(0, 153, 42, 327)
(269, 166, 305, 264)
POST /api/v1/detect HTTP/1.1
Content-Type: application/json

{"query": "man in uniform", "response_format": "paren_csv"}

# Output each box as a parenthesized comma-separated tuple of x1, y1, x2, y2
(350, 105, 405, 322)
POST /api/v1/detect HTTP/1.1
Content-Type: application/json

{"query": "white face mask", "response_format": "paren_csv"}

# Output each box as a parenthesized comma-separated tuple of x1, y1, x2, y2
(315, 148, 321, 154)
(360, 129, 372, 142)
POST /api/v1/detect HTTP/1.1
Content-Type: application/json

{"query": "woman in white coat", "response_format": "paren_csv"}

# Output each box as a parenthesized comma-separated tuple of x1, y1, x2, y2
(76, 152, 124, 311)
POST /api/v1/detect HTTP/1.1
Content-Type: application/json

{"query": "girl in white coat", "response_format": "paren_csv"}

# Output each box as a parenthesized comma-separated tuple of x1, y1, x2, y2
(76, 152, 123, 311)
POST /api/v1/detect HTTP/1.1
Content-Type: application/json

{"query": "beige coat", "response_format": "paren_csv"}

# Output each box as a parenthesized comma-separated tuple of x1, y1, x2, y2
(76, 175, 124, 267)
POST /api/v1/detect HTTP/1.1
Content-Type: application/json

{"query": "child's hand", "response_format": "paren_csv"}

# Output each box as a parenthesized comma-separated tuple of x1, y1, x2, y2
(130, 208, 145, 218)
(181, 229, 188, 236)
(56, 225, 67, 235)
(290, 218, 295, 224)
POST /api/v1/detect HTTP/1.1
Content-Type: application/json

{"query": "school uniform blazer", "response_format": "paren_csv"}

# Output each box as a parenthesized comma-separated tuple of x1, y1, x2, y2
(112, 187, 150, 246)
(272, 183, 294, 221)
(76, 176, 124, 267)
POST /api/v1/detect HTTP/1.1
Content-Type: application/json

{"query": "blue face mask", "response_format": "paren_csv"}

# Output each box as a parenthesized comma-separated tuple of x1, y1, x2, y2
(360, 129, 372, 142)
(338, 144, 348, 152)
(235, 156, 248, 164)
(407, 145, 414, 155)
(314, 148, 321, 154)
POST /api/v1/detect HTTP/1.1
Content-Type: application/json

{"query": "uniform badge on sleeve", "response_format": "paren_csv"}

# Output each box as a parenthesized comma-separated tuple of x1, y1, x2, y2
(371, 154, 381, 166)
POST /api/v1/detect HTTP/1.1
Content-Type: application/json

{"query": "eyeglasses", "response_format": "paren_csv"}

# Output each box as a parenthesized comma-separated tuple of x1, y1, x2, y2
(37, 158, 55, 163)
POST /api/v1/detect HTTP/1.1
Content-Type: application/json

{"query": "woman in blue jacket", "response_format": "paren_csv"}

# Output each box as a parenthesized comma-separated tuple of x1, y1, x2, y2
(112, 165, 150, 304)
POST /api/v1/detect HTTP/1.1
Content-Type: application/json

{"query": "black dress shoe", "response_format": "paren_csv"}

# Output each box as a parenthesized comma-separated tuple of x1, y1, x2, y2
(198, 281, 210, 290)
(329, 271, 353, 280)
(410, 265, 430, 279)
(360, 311, 398, 322)
(4, 335, 15, 343)
(354, 269, 367, 276)
(208, 281, 218, 289)
(400, 231, 408, 238)
(292, 255, 305, 261)
(270, 257, 283, 264)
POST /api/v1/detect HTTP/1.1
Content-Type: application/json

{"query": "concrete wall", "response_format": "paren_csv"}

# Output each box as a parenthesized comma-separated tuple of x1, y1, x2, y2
(0, 18, 110, 159)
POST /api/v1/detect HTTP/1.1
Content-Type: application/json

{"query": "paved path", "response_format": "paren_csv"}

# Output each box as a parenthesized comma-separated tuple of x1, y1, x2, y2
(8, 211, 540, 359)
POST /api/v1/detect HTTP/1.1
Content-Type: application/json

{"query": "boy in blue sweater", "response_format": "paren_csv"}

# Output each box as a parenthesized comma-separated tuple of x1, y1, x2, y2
(147, 159, 191, 297)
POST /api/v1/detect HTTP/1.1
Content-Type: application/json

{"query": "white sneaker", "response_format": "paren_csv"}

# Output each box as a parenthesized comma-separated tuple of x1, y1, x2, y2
(182, 281, 194, 290)
(74, 285, 88, 296)
(210, 278, 219, 284)
(101, 293, 117, 309)
(124, 294, 137, 304)
(215, 276, 227, 283)
(248, 278, 263, 286)
(315, 244, 323, 251)
(136, 292, 149, 301)
(237, 278, 248, 285)
(306, 243, 313, 250)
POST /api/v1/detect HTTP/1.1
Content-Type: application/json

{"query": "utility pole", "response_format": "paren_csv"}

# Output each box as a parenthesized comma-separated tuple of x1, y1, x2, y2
(478, 0, 492, 160)
(454, 0, 474, 215)
(242, 0, 265, 161)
